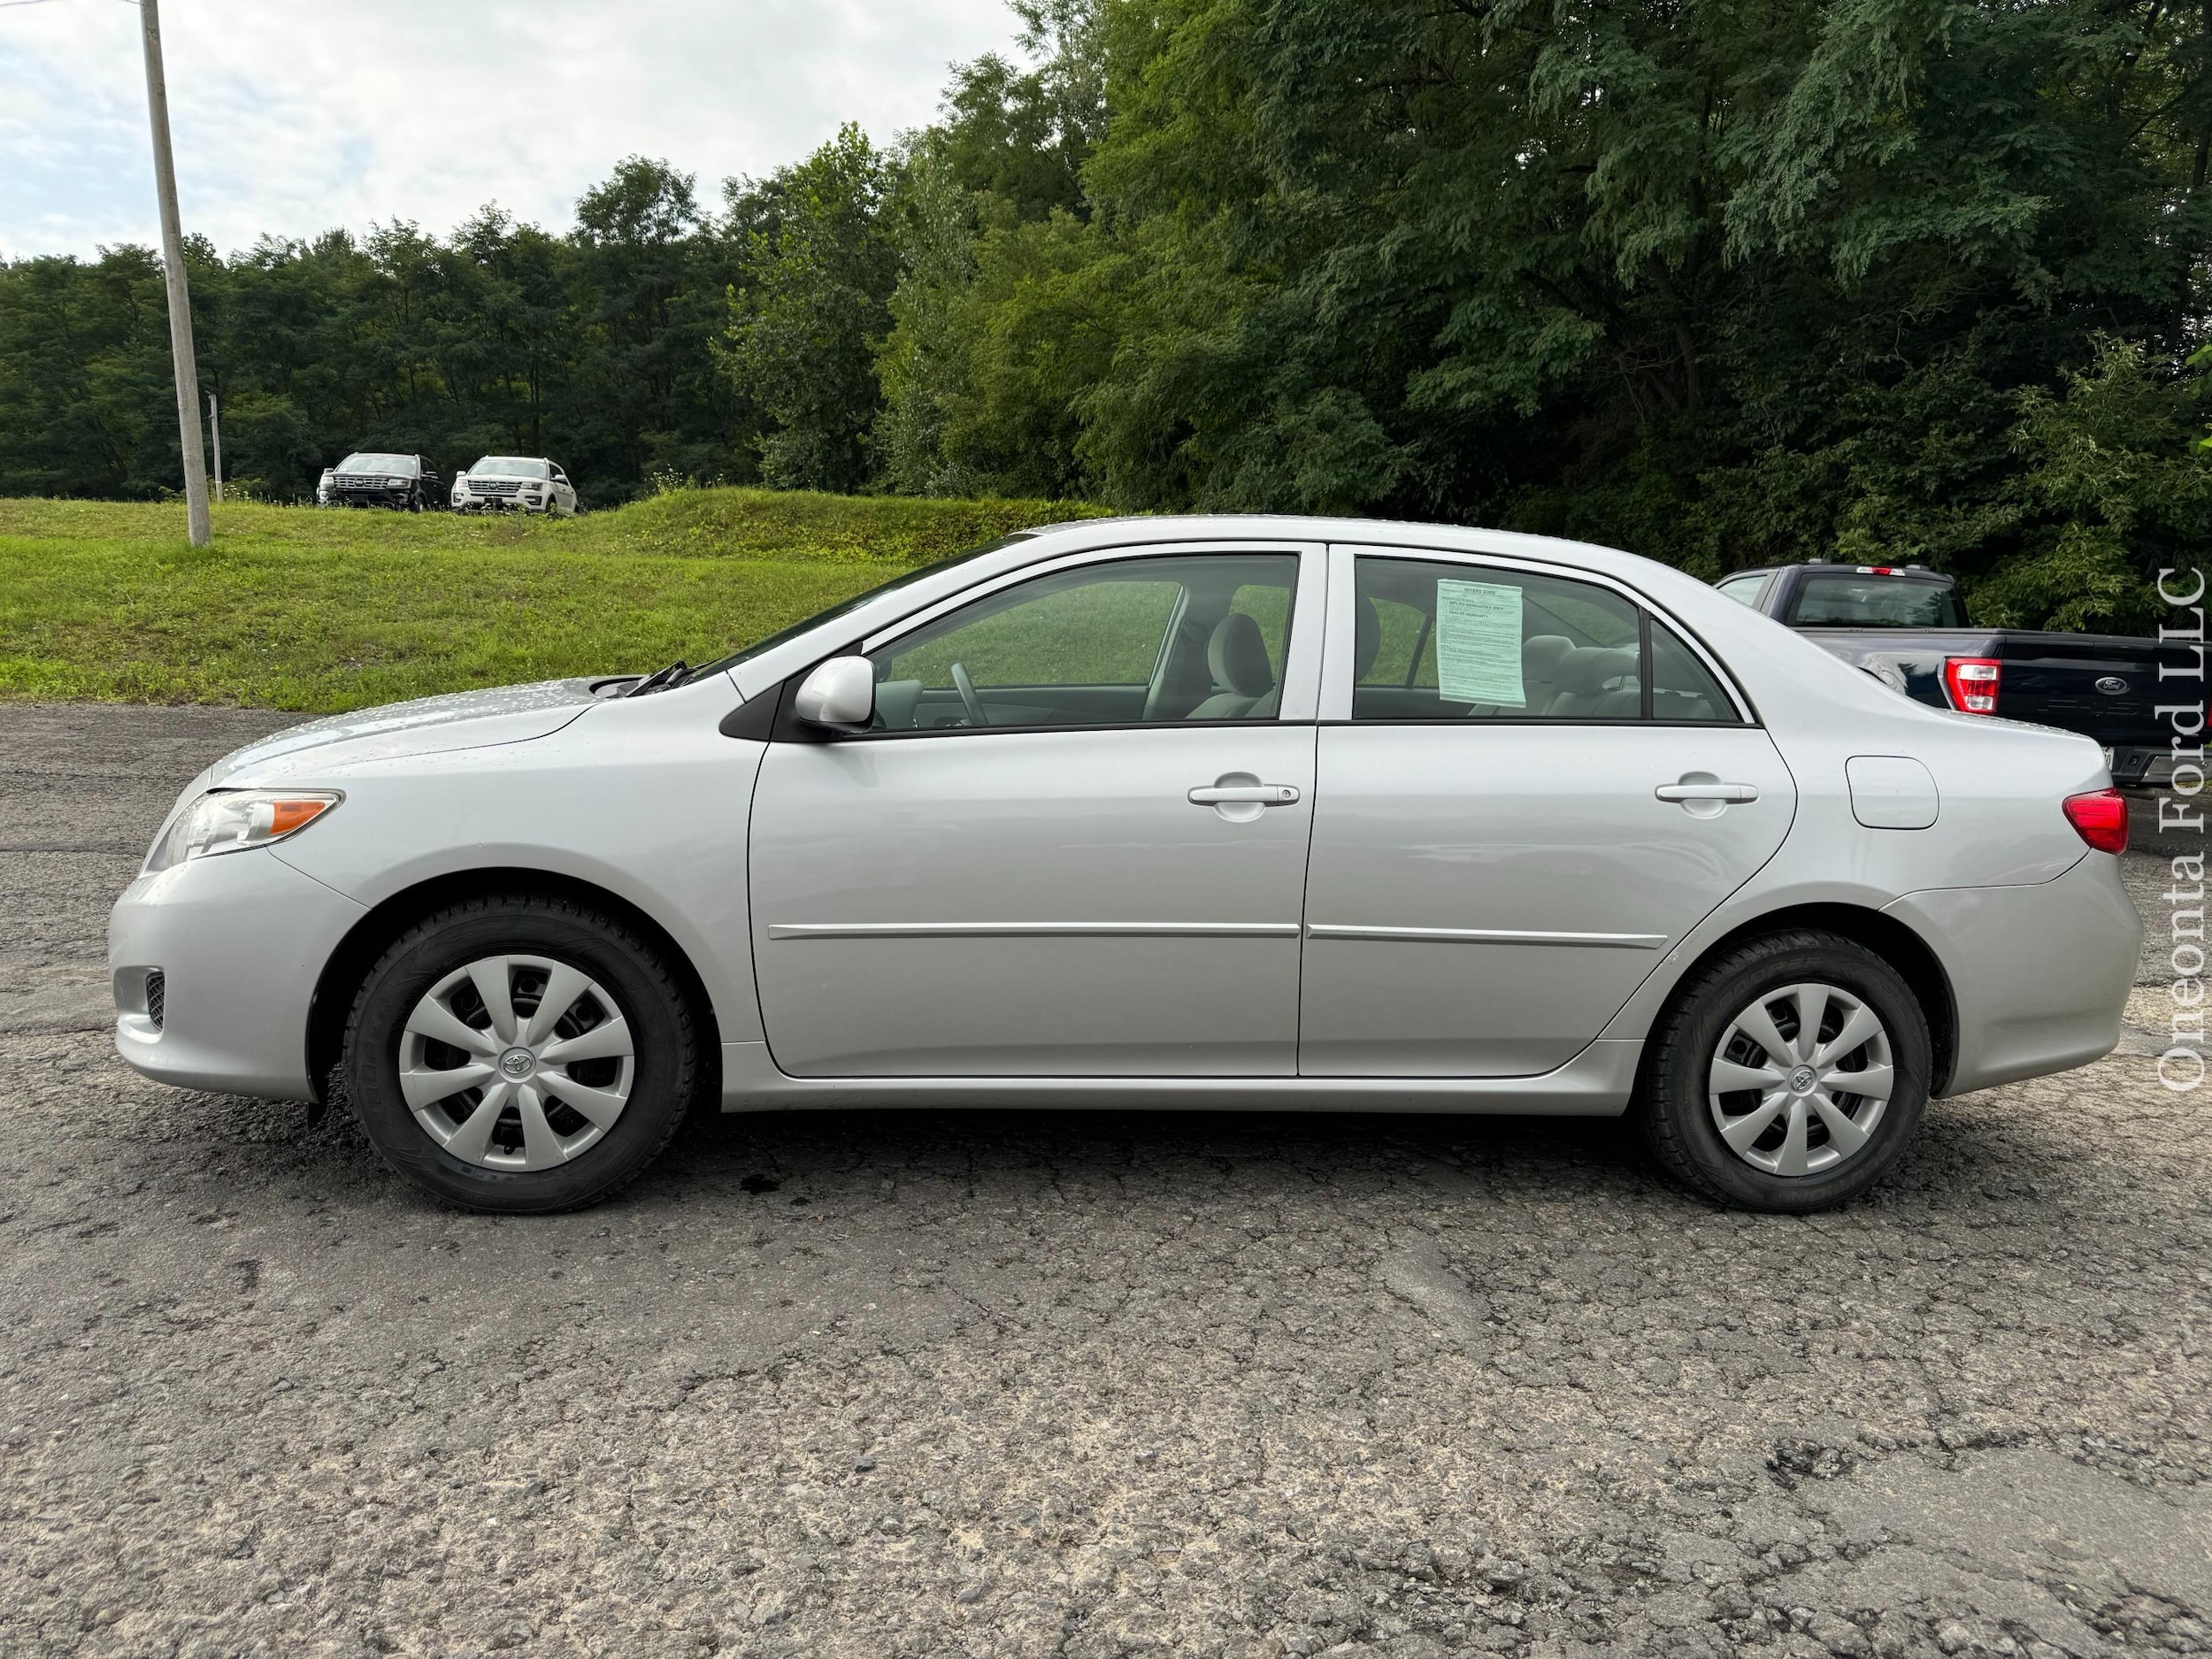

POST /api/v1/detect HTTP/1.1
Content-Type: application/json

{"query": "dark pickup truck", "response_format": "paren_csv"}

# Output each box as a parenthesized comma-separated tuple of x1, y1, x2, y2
(1716, 562, 2190, 787)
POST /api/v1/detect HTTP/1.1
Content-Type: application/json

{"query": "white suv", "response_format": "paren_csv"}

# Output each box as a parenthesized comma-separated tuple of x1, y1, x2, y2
(451, 457, 577, 516)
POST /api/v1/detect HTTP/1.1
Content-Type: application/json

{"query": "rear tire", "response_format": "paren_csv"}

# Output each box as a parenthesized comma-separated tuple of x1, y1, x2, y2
(342, 895, 695, 1213)
(1638, 929, 1930, 1212)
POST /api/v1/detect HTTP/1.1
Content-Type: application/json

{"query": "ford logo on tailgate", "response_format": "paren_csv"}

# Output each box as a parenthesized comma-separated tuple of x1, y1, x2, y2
(2094, 675, 2130, 695)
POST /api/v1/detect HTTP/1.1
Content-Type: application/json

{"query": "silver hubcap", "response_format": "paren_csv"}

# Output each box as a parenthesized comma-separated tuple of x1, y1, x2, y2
(1708, 981, 1893, 1178)
(398, 955, 635, 1171)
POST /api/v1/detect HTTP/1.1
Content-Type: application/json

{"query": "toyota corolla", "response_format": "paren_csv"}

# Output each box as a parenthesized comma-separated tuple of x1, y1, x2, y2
(109, 518, 2141, 1215)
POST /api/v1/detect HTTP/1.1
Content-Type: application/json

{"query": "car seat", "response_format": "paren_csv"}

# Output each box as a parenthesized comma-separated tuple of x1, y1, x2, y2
(1187, 612, 1279, 719)
(1544, 645, 1641, 717)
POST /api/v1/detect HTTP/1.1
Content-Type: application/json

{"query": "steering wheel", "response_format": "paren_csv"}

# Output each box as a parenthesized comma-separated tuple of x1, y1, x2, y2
(949, 661, 988, 729)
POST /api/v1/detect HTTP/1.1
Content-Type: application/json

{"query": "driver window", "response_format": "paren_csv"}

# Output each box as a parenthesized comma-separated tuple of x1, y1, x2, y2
(867, 553, 1301, 732)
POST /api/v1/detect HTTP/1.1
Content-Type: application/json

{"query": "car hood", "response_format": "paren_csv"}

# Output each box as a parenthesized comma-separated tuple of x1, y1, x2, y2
(207, 679, 603, 786)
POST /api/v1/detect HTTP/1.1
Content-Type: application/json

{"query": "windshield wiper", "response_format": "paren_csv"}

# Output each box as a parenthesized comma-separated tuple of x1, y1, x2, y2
(624, 660, 689, 697)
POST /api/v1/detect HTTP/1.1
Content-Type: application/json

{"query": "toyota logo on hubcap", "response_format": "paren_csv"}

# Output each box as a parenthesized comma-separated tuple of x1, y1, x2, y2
(498, 1048, 535, 1079)
(1788, 1065, 1817, 1094)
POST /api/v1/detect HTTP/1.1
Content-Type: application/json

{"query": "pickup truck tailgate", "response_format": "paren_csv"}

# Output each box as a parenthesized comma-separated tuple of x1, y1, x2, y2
(1997, 634, 2182, 750)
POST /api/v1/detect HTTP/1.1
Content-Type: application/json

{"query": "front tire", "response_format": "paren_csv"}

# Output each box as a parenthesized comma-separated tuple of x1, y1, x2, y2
(1638, 930, 1931, 1212)
(342, 895, 696, 1213)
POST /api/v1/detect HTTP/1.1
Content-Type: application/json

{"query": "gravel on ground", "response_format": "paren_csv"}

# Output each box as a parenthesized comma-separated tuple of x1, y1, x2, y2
(3, 703, 2208, 1659)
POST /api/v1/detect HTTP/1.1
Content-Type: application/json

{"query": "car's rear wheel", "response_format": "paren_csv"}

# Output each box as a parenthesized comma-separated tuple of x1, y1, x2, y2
(1638, 929, 1930, 1212)
(342, 895, 695, 1213)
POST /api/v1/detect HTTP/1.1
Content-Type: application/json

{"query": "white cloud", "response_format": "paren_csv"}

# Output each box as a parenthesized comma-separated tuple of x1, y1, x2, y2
(0, 0, 1022, 258)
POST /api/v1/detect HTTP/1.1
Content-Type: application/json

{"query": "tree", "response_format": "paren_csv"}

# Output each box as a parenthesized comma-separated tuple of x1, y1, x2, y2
(875, 0, 1112, 495)
(572, 157, 742, 492)
(724, 126, 901, 492)
(1054, 0, 2212, 591)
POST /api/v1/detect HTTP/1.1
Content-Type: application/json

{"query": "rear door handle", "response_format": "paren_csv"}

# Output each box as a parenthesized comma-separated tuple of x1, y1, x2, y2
(1188, 784, 1301, 806)
(1655, 781, 1759, 803)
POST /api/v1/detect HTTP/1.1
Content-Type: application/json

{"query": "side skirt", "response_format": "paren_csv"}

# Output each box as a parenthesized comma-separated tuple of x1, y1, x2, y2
(716, 1040, 1641, 1117)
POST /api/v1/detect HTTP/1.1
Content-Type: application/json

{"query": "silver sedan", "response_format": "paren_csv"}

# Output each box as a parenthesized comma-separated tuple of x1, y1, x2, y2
(109, 517, 2141, 1214)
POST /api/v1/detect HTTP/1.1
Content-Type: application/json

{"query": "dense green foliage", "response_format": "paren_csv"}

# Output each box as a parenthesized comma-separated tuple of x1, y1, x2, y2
(0, 488, 1100, 710)
(3, 0, 2208, 625)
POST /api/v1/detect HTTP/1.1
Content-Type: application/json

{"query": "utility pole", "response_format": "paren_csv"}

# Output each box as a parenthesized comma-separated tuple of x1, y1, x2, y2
(208, 392, 221, 502)
(140, 0, 211, 547)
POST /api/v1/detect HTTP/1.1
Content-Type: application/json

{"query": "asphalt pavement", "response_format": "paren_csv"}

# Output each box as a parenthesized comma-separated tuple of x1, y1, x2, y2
(2, 703, 2208, 1659)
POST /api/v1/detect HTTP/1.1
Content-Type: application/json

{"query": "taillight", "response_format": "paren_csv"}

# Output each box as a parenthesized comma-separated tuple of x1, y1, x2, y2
(1942, 657, 2001, 714)
(2062, 787, 2129, 854)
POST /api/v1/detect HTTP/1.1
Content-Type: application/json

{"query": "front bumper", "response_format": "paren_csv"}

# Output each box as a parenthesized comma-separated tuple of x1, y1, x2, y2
(1886, 851, 2142, 1095)
(334, 485, 413, 508)
(454, 495, 552, 513)
(109, 849, 367, 1101)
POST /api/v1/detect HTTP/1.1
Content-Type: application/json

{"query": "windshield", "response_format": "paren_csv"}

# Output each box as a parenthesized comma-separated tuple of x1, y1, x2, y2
(684, 534, 1037, 685)
(337, 453, 416, 476)
(469, 456, 549, 479)
(1787, 572, 1965, 628)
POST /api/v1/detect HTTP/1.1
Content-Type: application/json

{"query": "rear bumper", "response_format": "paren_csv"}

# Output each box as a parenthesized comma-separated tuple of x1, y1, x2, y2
(1886, 853, 2142, 1095)
(108, 850, 367, 1101)
(2110, 745, 2177, 786)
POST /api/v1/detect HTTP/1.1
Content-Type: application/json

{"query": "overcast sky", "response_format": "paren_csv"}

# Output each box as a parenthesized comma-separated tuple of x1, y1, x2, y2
(0, 0, 1023, 259)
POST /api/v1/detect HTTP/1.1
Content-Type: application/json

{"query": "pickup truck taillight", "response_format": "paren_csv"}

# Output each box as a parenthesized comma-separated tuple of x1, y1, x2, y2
(2063, 787, 2129, 854)
(1942, 657, 2001, 714)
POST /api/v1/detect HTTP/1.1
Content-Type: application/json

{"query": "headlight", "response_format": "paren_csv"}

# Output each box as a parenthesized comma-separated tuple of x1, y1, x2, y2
(387, 476, 408, 488)
(145, 789, 342, 872)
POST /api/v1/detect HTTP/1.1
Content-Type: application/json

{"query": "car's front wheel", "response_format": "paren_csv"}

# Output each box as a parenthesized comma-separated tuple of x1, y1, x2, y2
(342, 895, 697, 1213)
(1638, 929, 1931, 1212)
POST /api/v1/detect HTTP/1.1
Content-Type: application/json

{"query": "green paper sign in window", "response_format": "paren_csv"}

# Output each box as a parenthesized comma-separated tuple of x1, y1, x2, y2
(1435, 580, 1525, 706)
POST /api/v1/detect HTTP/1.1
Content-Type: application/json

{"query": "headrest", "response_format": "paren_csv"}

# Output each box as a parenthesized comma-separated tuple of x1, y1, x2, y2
(1523, 634, 1574, 678)
(1555, 645, 1640, 695)
(1355, 595, 1382, 680)
(1207, 611, 1276, 698)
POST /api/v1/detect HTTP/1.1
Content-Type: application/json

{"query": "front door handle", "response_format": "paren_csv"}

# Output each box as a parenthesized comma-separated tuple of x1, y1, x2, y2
(1655, 781, 1759, 803)
(1188, 784, 1301, 806)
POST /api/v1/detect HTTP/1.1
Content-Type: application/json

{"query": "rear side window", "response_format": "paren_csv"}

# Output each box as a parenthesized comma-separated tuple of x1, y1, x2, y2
(1716, 574, 1767, 607)
(1349, 556, 1741, 723)
(1787, 572, 1965, 627)
(1649, 619, 1736, 722)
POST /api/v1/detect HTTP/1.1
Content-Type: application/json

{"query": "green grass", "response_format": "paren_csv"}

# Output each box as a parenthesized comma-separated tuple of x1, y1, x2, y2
(0, 489, 1111, 711)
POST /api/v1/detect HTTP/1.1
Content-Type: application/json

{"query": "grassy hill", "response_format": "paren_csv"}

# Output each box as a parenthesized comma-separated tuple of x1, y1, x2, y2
(0, 490, 1108, 711)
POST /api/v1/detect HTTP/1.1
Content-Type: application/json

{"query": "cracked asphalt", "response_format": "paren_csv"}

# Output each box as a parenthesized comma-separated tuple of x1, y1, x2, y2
(3, 703, 2210, 1659)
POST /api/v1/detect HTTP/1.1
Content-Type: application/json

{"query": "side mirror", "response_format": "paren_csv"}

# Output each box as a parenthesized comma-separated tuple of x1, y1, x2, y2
(792, 657, 873, 730)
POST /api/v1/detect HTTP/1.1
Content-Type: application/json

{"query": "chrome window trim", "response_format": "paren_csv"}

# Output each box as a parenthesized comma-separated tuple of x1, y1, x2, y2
(807, 718, 1321, 743)
(1317, 541, 1757, 726)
